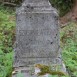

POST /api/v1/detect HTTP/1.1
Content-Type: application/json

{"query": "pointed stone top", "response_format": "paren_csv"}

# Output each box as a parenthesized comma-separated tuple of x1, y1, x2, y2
(23, 0, 49, 3)
(16, 0, 58, 16)
(22, 0, 51, 6)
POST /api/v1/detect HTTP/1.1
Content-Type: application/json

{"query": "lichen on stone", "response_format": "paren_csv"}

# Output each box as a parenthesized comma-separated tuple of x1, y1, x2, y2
(34, 64, 68, 76)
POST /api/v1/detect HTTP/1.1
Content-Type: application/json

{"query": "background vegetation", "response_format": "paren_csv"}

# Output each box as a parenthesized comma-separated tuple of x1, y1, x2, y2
(60, 22, 77, 77)
(49, 0, 74, 16)
(0, 0, 77, 77)
(0, 6, 15, 77)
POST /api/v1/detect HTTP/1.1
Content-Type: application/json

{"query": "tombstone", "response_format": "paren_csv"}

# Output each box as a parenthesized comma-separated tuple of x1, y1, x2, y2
(12, 0, 66, 77)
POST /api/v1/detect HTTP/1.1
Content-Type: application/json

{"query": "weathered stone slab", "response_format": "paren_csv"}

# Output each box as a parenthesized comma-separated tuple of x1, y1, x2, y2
(12, 0, 66, 77)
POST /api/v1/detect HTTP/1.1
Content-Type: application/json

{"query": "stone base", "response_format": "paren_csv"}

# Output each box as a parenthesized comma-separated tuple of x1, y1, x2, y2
(12, 67, 35, 77)
(12, 62, 67, 77)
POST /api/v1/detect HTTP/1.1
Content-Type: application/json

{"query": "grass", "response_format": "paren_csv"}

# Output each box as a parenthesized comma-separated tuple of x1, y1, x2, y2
(0, 6, 15, 77)
(0, 6, 77, 77)
(60, 22, 77, 77)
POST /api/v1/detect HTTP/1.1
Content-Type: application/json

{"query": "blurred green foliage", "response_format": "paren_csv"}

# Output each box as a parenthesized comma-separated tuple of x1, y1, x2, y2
(0, 6, 15, 53)
(0, 6, 15, 77)
(49, 0, 74, 16)
(0, 0, 23, 5)
(60, 22, 77, 77)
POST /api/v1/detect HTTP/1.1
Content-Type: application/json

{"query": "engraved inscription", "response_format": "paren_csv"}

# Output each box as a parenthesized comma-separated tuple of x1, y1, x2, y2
(17, 29, 59, 58)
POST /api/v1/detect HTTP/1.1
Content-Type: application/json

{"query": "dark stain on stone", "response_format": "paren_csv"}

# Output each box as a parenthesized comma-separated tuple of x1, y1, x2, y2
(21, 70, 30, 73)
(26, 43, 28, 45)
(54, 15, 58, 20)
(26, 4, 30, 8)
(42, 17, 44, 19)
(18, 19, 21, 21)
(50, 42, 53, 44)
(30, 17, 31, 18)
(26, 4, 34, 10)
(31, 7, 34, 10)
(56, 34, 57, 36)
(54, 36, 56, 38)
